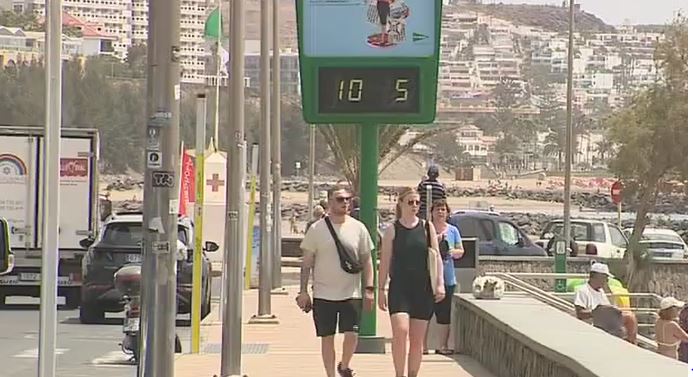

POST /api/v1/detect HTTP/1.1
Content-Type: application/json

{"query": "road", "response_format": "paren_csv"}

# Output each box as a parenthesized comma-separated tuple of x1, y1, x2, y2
(0, 277, 223, 377)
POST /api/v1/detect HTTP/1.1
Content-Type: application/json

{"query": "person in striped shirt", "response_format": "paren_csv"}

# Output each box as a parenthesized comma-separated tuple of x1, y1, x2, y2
(416, 165, 446, 219)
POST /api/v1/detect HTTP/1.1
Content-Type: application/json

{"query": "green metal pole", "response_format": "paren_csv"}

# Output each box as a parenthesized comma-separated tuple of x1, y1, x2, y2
(356, 123, 385, 353)
(554, 240, 567, 292)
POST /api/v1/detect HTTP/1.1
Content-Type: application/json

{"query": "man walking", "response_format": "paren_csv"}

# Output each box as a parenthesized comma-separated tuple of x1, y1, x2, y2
(297, 185, 375, 377)
(417, 165, 446, 219)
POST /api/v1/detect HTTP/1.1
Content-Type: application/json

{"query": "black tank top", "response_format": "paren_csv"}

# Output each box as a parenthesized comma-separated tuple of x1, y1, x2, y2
(390, 220, 429, 285)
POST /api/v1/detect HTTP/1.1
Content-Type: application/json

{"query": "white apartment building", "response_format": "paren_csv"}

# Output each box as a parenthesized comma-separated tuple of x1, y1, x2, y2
(129, 0, 207, 83)
(17, 0, 207, 83)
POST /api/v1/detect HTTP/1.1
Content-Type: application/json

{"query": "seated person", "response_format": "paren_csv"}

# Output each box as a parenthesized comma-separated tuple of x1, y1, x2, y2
(574, 262, 638, 343)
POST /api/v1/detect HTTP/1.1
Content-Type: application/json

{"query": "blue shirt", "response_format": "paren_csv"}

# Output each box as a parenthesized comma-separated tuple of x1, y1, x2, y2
(441, 224, 462, 287)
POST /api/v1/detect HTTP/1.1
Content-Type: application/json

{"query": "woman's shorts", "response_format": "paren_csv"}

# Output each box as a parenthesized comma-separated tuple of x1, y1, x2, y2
(388, 282, 434, 321)
(433, 285, 456, 325)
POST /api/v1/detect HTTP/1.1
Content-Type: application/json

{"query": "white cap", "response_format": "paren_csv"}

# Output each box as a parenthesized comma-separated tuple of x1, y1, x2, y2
(590, 262, 613, 277)
(660, 297, 685, 310)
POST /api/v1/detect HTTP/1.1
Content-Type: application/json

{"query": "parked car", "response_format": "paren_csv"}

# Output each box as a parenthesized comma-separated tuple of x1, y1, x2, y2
(538, 219, 628, 258)
(448, 210, 547, 256)
(79, 212, 218, 324)
(623, 227, 688, 260)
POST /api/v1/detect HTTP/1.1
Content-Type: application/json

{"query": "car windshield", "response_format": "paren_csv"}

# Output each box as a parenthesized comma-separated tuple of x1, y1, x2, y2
(641, 233, 683, 243)
(640, 241, 684, 250)
(101, 222, 187, 247)
(542, 222, 603, 243)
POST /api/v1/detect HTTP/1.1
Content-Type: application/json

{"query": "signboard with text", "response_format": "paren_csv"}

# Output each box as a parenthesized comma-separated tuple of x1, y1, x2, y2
(297, 0, 443, 124)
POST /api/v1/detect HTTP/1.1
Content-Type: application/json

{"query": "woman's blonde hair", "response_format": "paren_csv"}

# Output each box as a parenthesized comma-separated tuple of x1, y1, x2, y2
(395, 187, 418, 219)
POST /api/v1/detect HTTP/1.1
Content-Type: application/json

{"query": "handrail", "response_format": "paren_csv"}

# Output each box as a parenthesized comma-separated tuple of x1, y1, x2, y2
(485, 272, 659, 350)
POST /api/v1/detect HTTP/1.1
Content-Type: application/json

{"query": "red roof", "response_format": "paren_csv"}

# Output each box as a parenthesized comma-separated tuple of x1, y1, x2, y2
(39, 11, 116, 39)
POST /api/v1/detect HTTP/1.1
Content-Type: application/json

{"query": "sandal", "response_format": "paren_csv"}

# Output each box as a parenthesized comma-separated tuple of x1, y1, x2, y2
(435, 349, 454, 355)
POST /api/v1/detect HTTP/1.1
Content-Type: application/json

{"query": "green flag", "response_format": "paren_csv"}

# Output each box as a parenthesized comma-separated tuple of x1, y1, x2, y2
(204, 7, 222, 39)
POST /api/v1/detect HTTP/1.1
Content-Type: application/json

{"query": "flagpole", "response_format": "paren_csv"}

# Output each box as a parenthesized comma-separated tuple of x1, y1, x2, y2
(214, 0, 221, 150)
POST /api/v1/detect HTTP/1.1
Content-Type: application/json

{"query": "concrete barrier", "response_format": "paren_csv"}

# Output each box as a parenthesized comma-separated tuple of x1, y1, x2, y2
(282, 236, 687, 298)
(453, 294, 687, 377)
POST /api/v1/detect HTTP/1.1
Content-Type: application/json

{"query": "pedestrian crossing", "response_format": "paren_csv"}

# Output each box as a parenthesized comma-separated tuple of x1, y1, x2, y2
(11, 347, 135, 368)
(13, 348, 70, 358)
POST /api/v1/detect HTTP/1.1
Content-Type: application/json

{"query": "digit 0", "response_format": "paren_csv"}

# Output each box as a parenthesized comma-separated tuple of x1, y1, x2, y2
(348, 79, 363, 102)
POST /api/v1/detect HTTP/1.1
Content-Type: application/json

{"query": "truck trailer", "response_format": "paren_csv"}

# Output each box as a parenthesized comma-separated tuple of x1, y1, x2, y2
(0, 126, 99, 308)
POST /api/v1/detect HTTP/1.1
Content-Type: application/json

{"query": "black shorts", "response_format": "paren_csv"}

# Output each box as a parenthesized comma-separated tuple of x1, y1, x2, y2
(433, 285, 456, 325)
(312, 298, 362, 337)
(388, 282, 434, 321)
(377, 2, 390, 26)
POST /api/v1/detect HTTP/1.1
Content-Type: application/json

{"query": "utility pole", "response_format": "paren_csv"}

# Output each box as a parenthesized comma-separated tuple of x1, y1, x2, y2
(221, 0, 247, 374)
(38, 0, 61, 375)
(251, 0, 276, 322)
(558, 0, 575, 293)
(140, 0, 180, 374)
(271, 0, 284, 292)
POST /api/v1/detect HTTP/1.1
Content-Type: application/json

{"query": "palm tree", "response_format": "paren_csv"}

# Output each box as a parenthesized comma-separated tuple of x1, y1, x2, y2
(595, 139, 613, 163)
(317, 124, 443, 191)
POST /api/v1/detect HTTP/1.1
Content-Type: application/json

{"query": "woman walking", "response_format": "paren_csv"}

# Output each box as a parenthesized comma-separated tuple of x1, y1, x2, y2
(379, 187, 445, 377)
(428, 199, 464, 355)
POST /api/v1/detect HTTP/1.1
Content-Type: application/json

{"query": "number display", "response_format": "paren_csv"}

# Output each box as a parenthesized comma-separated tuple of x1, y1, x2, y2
(318, 67, 420, 114)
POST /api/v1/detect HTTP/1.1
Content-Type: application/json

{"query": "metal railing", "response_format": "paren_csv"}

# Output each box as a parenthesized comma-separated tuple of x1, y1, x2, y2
(485, 272, 659, 350)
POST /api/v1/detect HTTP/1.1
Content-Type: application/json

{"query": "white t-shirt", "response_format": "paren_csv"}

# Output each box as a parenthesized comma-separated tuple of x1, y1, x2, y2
(300, 217, 374, 301)
(574, 283, 611, 311)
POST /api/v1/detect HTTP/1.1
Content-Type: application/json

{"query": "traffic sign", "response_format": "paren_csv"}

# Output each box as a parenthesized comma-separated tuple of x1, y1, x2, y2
(296, 0, 443, 124)
(610, 181, 623, 204)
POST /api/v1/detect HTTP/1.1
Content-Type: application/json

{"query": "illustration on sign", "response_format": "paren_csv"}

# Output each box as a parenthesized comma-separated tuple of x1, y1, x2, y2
(60, 158, 89, 178)
(146, 127, 161, 150)
(0, 154, 27, 177)
(147, 151, 162, 169)
(302, 0, 434, 57)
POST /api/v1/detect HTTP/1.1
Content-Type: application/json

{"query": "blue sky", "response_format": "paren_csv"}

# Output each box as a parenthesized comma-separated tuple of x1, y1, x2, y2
(487, 0, 687, 25)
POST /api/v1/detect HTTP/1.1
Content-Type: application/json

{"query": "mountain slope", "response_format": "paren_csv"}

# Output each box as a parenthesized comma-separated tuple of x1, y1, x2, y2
(452, 3, 615, 33)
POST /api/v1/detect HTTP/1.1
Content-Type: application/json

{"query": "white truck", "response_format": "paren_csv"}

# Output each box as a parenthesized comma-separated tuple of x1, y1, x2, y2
(0, 126, 100, 308)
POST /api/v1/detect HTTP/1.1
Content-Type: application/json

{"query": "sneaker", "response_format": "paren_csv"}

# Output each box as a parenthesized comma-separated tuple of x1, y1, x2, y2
(337, 362, 355, 377)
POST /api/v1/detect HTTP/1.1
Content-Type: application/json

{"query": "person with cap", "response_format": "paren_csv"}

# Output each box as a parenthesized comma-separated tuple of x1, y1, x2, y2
(655, 297, 688, 359)
(574, 262, 639, 343)
(678, 304, 687, 362)
(416, 165, 446, 220)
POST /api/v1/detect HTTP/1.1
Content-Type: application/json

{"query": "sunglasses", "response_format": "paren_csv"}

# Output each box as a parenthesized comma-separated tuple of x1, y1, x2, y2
(335, 196, 352, 203)
(407, 200, 421, 206)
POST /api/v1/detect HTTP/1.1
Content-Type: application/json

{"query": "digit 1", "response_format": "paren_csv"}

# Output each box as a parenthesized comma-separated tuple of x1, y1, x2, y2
(338, 80, 345, 101)
(348, 79, 363, 102)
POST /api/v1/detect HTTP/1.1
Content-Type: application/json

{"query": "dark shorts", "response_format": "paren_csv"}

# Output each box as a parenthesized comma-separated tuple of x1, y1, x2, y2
(377, 1, 390, 25)
(433, 285, 456, 325)
(388, 282, 434, 321)
(312, 298, 362, 337)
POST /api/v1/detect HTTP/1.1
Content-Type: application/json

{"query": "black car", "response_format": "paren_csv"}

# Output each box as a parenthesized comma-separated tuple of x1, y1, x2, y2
(448, 211, 547, 256)
(79, 213, 217, 324)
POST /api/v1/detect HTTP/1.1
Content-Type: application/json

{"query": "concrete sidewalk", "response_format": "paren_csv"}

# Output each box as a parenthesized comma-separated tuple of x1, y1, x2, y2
(175, 286, 495, 377)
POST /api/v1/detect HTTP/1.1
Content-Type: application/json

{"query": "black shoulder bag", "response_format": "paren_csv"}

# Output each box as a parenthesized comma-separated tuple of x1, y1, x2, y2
(324, 217, 362, 274)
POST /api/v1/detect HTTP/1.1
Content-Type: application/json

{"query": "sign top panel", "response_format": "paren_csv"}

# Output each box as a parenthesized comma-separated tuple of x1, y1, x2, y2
(301, 0, 436, 58)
